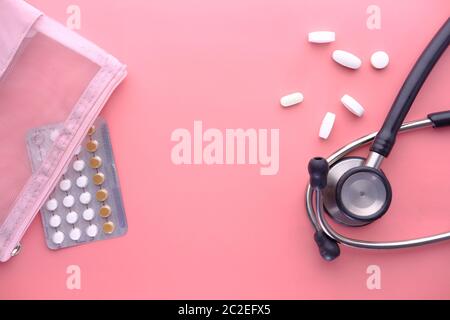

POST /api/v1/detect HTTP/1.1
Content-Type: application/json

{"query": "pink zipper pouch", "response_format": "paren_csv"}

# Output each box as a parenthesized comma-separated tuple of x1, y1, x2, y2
(0, 0, 127, 262)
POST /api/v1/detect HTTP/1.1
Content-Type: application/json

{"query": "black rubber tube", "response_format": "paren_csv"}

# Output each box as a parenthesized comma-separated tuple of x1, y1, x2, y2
(371, 18, 450, 157)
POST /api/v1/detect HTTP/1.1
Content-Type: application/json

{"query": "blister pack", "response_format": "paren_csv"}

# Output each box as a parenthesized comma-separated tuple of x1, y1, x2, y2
(26, 119, 127, 250)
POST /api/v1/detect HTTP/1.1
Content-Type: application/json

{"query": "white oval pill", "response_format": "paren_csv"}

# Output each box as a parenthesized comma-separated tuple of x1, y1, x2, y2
(341, 94, 365, 117)
(59, 179, 72, 192)
(73, 160, 85, 172)
(66, 211, 79, 224)
(76, 175, 89, 188)
(70, 228, 81, 241)
(319, 112, 336, 140)
(46, 199, 58, 211)
(63, 195, 75, 208)
(308, 31, 335, 43)
(79, 192, 92, 205)
(332, 50, 362, 69)
(280, 92, 304, 108)
(371, 51, 389, 69)
(83, 208, 95, 221)
(49, 215, 62, 228)
(86, 224, 98, 237)
(52, 231, 65, 245)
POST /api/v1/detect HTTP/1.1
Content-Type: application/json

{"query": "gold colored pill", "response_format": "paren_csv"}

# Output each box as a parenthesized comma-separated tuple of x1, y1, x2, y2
(99, 205, 112, 218)
(86, 140, 99, 153)
(88, 126, 96, 136)
(103, 221, 115, 234)
(93, 172, 105, 186)
(96, 189, 109, 202)
(89, 156, 102, 169)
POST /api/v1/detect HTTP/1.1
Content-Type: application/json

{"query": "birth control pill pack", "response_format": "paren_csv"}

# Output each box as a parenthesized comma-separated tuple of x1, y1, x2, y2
(26, 118, 127, 250)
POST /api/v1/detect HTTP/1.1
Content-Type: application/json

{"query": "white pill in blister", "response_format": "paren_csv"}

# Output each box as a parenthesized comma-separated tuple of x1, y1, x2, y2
(59, 179, 72, 192)
(371, 51, 389, 69)
(83, 208, 95, 221)
(332, 50, 362, 69)
(70, 228, 81, 241)
(46, 199, 58, 211)
(79, 192, 92, 205)
(49, 215, 62, 228)
(319, 112, 336, 140)
(50, 129, 59, 142)
(63, 195, 75, 208)
(280, 92, 304, 108)
(66, 211, 79, 224)
(86, 224, 98, 237)
(52, 231, 65, 245)
(341, 94, 365, 117)
(73, 160, 85, 172)
(76, 175, 89, 188)
(308, 31, 335, 43)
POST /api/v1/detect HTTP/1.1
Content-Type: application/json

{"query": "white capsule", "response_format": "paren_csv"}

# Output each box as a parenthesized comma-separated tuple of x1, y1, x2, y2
(86, 224, 98, 238)
(49, 215, 62, 228)
(319, 112, 336, 140)
(59, 179, 72, 192)
(63, 195, 75, 208)
(341, 94, 365, 117)
(79, 192, 92, 205)
(280, 92, 304, 108)
(66, 211, 79, 224)
(73, 159, 85, 172)
(46, 198, 58, 211)
(332, 50, 362, 69)
(371, 51, 389, 69)
(52, 231, 65, 245)
(70, 228, 81, 241)
(308, 31, 335, 43)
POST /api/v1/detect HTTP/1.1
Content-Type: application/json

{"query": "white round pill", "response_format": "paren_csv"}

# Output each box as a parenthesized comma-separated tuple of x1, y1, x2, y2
(319, 112, 336, 140)
(59, 179, 72, 192)
(308, 31, 335, 44)
(79, 192, 92, 205)
(66, 211, 79, 224)
(73, 160, 85, 172)
(50, 129, 59, 142)
(70, 228, 81, 241)
(86, 224, 98, 237)
(341, 94, 365, 117)
(280, 92, 304, 108)
(49, 214, 62, 228)
(371, 51, 389, 69)
(52, 231, 65, 245)
(76, 175, 89, 188)
(46, 199, 58, 211)
(332, 50, 362, 70)
(82, 208, 95, 221)
(63, 195, 75, 208)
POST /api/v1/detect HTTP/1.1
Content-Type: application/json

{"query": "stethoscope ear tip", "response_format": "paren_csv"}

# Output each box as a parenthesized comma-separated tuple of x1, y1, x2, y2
(314, 230, 341, 261)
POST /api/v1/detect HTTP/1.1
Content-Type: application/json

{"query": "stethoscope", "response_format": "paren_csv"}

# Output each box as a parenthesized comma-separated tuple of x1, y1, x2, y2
(306, 18, 450, 261)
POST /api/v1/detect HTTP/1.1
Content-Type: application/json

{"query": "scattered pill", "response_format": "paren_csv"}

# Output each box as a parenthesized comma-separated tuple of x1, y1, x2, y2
(52, 231, 65, 245)
(46, 199, 58, 211)
(96, 189, 109, 202)
(86, 224, 98, 237)
(63, 195, 75, 208)
(80, 192, 92, 205)
(88, 126, 96, 136)
(59, 179, 72, 192)
(93, 173, 105, 185)
(103, 221, 115, 234)
(90, 156, 102, 169)
(83, 208, 95, 221)
(371, 51, 389, 69)
(99, 205, 112, 218)
(66, 211, 79, 224)
(50, 129, 59, 142)
(280, 92, 304, 108)
(332, 50, 362, 69)
(73, 159, 85, 172)
(341, 94, 365, 117)
(86, 140, 99, 153)
(49, 215, 62, 228)
(76, 175, 89, 188)
(308, 31, 335, 43)
(69, 228, 81, 241)
(319, 112, 336, 140)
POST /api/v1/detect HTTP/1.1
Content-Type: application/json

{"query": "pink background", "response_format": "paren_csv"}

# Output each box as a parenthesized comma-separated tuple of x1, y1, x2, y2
(1, 0, 450, 299)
